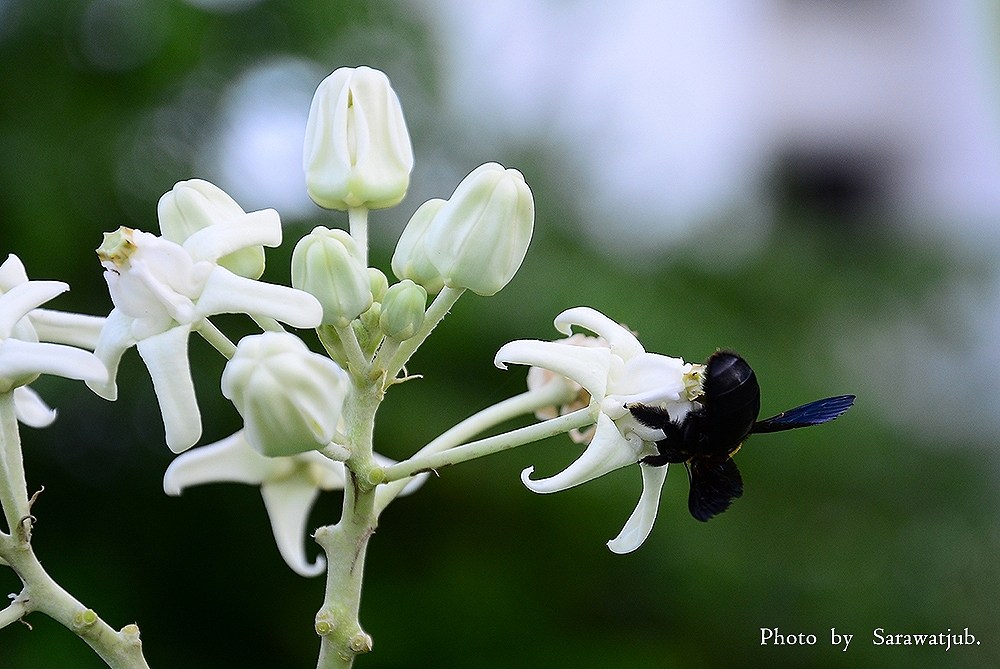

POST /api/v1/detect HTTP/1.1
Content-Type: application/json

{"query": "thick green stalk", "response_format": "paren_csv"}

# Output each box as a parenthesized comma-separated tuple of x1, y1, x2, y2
(1, 541, 150, 669)
(314, 374, 382, 668)
(0, 391, 150, 668)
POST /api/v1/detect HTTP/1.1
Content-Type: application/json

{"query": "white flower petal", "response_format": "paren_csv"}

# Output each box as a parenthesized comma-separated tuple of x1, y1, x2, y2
(607, 353, 688, 407)
(607, 463, 669, 554)
(521, 413, 647, 493)
(554, 307, 645, 361)
(0, 280, 68, 338)
(136, 325, 201, 453)
(181, 209, 282, 264)
(0, 254, 29, 288)
(196, 266, 323, 328)
(13, 386, 57, 428)
(163, 431, 277, 495)
(260, 476, 326, 577)
(88, 309, 136, 400)
(495, 339, 611, 400)
(29, 308, 105, 350)
(0, 339, 107, 386)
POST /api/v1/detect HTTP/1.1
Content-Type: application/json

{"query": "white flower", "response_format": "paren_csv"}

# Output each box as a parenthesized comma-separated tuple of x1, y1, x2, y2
(494, 306, 699, 554)
(424, 163, 534, 296)
(221, 332, 351, 457)
(390, 198, 446, 295)
(291, 227, 372, 327)
(90, 218, 323, 453)
(304, 66, 414, 210)
(163, 431, 427, 577)
(0, 254, 107, 424)
(157, 179, 272, 280)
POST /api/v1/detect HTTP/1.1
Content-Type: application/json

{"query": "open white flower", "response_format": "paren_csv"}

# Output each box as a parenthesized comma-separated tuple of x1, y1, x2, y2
(495, 306, 700, 553)
(0, 254, 107, 424)
(163, 431, 427, 577)
(90, 216, 323, 453)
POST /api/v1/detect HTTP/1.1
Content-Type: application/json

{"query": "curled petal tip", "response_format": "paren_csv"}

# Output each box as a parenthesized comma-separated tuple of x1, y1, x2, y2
(519, 465, 577, 494)
(288, 554, 327, 578)
(519, 466, 545, 491)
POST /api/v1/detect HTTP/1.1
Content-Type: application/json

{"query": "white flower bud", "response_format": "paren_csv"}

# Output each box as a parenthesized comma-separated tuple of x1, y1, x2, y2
(390, 198, 446, 295)
(291, 227, 372, 327)
(379, 279, 426, 340)
(304, 66, 414, 210)
(367, 267, 389, 302)
(221, 333, 350, 458)
(425, 163, 534, 296)
(157, 179, 273, 279)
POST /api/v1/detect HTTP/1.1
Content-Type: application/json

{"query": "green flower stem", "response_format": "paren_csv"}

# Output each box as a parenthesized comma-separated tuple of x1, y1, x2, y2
(314, 372, 382, 668)
(251, 315, 286, 333)
(375, 382, 578, 512)
(335, 323, 370, 377)
(380, 404, 596, 484)
(0, 392, 29, 537)
(376, 286, 465, 381)
(195, 319, 237, 359)
(0, 539, 150, 669)
(348, 207, 369, 267)
(0, 597, 27, 629)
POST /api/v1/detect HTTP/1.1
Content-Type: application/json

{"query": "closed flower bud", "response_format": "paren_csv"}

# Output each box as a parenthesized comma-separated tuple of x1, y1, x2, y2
(424, 163, 534, 296)
(379, 279, 426, 340)
(368, 267, 389, 302)
(390, 198, 446, 295)
(291, 227, 373, 327)
(157, 179, 274, 279)
(304, 66, 414, 210)
(221, 332, 350, 457)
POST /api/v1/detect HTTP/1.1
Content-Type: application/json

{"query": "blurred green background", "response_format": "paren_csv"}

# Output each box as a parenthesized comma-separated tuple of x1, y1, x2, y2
(2, 1, 999, 667)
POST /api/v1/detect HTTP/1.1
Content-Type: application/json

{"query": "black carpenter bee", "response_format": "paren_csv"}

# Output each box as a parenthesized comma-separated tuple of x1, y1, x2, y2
(628, 351, 854, 522)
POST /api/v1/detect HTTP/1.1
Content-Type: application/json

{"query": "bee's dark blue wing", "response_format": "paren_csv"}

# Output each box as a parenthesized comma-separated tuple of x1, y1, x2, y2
(687, 458, 743, 522)
(751, 394, 855, 434)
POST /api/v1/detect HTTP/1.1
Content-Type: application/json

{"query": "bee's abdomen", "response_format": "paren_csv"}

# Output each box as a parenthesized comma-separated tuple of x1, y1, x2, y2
(703, 351, 761, 450)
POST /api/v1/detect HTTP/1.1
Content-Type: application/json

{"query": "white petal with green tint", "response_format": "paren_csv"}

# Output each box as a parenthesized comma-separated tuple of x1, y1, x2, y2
(28, 308, 105, 350)
(554, 306, 645, 360)
(520, 413, 653, 493)
(13, 386, 57, 428)
(607, 463, 669, 554)
(87, 309, 136, 401)
(261, 476, 326, 577)
(137, 325, 200, 453)
(0, 339, 107, 392)
(495, 339, 612, 400)
(0, 280, 67, 338)
(196, 266, 323, 329)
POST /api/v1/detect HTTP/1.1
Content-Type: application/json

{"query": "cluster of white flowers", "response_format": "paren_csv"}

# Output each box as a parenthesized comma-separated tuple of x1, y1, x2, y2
(2, 66, 694, 586)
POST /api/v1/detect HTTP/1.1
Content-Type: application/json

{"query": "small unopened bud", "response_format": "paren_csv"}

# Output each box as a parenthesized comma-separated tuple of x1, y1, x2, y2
(291, 227, 372, 327)
(304, 66, 414, 210)
(367, 267, 389, 302)
(221, 333, 350, 457)
(425, 163, 534, 296)
(157, 179, 273, 279)
(391, 198, 446, 295)
(379, 279, 426, 340)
